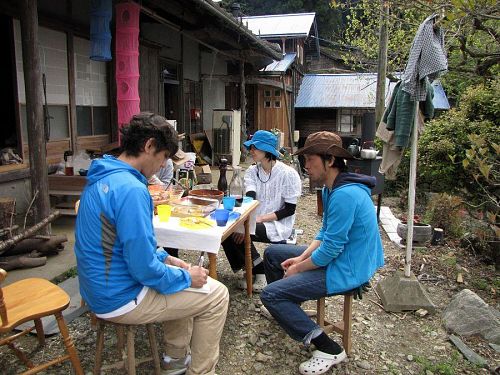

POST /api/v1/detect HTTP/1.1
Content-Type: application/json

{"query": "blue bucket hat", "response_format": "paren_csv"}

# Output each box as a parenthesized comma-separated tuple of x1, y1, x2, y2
(243, 130, 280, 158)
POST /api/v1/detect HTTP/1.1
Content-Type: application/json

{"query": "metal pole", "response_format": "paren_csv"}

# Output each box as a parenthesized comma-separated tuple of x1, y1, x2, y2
(404, 101, 419, 277)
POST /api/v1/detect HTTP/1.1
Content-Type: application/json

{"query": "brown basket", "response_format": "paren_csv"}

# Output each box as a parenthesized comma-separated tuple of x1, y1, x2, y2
(189, 189, 224, 203)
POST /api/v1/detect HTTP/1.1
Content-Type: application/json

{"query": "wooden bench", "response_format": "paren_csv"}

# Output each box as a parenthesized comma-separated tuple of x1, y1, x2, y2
(48, 175, 87, 215)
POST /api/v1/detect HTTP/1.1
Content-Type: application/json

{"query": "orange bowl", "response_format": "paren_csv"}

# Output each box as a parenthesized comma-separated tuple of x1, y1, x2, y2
(189, 189, 224, 203)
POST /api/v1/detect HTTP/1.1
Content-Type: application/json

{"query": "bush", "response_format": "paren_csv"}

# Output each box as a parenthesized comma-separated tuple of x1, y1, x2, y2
(424, 193, 464, 238)
(416, 77, 499, 195)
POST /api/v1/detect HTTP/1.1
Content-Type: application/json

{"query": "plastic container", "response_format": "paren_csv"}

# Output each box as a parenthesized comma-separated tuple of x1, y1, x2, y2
(222, 196, 236, 211)
(214, 209, 230, 227)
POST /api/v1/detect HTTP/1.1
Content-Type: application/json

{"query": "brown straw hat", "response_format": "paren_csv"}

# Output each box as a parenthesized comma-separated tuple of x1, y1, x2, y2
(294, 131, 353, 159)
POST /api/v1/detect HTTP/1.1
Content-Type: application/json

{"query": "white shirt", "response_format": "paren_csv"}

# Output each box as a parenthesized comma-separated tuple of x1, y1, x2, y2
(244, 161, 301, 242)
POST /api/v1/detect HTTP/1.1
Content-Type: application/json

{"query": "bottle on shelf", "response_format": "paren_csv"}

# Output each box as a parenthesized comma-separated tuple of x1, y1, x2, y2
(217, 158, 228, 196)
(229, 166, 245, 207)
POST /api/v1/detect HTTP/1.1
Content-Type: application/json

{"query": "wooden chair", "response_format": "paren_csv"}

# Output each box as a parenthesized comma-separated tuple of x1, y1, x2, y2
(316, 284, 369, 355)
(0, 268, 84, 374)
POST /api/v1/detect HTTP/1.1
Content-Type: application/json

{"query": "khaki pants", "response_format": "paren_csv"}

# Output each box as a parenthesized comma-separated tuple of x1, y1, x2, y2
(108, 277, 229, 375)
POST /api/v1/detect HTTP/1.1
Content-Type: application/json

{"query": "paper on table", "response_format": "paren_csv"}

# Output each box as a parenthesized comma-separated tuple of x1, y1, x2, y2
(167, 265, 211, 294)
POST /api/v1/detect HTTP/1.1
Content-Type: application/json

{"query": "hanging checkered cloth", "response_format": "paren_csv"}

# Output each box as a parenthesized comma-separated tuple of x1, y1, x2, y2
(401, 14, 448, 101)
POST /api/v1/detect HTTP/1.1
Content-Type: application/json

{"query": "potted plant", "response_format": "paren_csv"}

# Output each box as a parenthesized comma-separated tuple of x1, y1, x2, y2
(397, 215, 433, 244)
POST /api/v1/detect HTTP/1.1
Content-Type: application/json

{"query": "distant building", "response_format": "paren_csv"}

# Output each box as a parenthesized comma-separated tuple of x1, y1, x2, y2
(295, 73, 450, 146)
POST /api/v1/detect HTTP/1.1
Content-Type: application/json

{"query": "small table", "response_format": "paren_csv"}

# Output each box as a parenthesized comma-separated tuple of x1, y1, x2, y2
(153, 200, 259, 296)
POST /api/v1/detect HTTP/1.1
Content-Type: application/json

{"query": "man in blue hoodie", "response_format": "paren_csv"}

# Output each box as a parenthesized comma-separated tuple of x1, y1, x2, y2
(260, 131, 384, 375)
(75, 113, 229, 375)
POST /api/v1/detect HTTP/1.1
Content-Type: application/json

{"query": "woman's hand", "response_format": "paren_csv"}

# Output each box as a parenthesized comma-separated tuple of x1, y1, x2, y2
(165, 255, 190, 270)
(232, 232, 245, 244)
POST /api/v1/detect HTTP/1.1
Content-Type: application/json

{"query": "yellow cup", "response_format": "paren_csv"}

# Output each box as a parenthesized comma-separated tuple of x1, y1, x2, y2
(157, 204, 171, 222)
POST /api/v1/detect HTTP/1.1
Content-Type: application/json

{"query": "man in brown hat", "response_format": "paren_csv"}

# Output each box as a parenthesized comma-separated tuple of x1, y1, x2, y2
(260, 131, 384, 374)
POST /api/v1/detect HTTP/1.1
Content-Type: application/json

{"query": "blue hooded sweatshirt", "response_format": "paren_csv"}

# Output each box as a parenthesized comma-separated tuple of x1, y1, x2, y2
(311, 172, 384, 294)
(75, 155, 191, 314)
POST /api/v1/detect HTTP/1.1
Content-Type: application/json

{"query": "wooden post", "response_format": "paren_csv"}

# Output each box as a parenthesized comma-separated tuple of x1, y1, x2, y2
(375, 0, 389, 125)
(20, 0, 51, 233)
(239, 60, 246, 145)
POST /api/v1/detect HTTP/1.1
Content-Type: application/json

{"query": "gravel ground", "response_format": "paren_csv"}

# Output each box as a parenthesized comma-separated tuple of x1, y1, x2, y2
(1, 180, 499, 374)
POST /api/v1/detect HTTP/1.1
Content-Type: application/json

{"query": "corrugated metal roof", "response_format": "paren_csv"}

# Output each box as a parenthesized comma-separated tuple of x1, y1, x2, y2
(241, 13, 316, 38)
(295, 73, 450, 110)
(261, 53, 296, 72)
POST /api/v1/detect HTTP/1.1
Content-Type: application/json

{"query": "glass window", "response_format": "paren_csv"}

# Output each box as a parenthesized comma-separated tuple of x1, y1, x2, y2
(264, 101, 271, 108)
(93, 106, 110, 135)
(49, 106, 70, 140)
(264, 90, 271, 97)
(338, 109, 364, 135)
(21, 104, 69, 140)
(274, 89, 281, 97)
(76, 106, 92, 136)
(274, 100, 281, 108)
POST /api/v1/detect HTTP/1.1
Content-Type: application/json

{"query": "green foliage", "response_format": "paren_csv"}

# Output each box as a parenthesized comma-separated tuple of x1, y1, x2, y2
(415, 351, 463, 375)
(333, 0, 499, 101)
(424, 193, 464, 238)
(417, 78, 500, 196)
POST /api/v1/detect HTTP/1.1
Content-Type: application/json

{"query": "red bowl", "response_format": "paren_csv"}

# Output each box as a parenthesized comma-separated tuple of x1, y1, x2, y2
(189, 189, 224, 203)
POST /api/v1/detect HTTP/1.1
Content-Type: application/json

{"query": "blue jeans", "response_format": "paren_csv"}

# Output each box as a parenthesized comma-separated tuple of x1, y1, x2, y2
(261, 244, 329, 344)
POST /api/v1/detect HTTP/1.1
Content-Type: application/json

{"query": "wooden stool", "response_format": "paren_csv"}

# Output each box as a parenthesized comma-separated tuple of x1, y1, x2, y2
(94, 319, 161, 375)
(316, 293, 354, 354)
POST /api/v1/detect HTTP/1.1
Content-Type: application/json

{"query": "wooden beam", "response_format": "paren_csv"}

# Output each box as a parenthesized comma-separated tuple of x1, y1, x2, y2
(240, 61, 247, 138)
(20, 0, 50, 232)
(201, 74, 293, 92)
(66, 0, 77, 152)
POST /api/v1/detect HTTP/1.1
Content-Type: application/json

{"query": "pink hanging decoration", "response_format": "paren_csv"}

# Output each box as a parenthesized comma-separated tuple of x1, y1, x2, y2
(115, 2, 141, 139)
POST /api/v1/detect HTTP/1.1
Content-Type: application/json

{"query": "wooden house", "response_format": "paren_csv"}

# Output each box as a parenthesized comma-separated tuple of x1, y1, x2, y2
(0, 0, 281, 216)
(227, 12, 320, 148)
(295, 73, 451, 148)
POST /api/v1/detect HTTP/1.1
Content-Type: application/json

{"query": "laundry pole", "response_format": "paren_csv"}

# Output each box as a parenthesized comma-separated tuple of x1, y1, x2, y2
(405, 101, 419, 277)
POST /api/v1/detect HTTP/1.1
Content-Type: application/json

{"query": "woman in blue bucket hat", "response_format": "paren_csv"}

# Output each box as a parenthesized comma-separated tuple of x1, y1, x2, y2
(221, 130, 301, 292)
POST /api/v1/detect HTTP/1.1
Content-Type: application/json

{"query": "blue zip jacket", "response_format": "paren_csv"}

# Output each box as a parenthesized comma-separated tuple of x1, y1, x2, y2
(311, 173, 384, 294)
(75, 155, 191, 314)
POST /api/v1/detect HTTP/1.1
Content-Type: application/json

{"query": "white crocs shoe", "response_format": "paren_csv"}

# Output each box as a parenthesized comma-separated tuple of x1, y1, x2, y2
(299, 350, 346, 375)
(259, 305, 274, 320)
(237, 273, 267, 293)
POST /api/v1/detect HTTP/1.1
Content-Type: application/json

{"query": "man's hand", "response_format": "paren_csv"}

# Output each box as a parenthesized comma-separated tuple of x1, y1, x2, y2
(284, 264, 300, 278)
(188, 266, 209, 288)
(232, 232, 245, 244)
(256, 215, 264, 224)
(165, 255, 190, 270)
(281, 256, 302, 271)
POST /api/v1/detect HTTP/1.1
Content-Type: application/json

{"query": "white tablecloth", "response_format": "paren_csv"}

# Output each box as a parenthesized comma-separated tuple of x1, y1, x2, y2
(154, 203, 257, 254)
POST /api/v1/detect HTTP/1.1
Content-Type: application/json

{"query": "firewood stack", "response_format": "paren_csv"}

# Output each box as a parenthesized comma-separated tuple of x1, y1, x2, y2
(0, 208, 67, 271)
